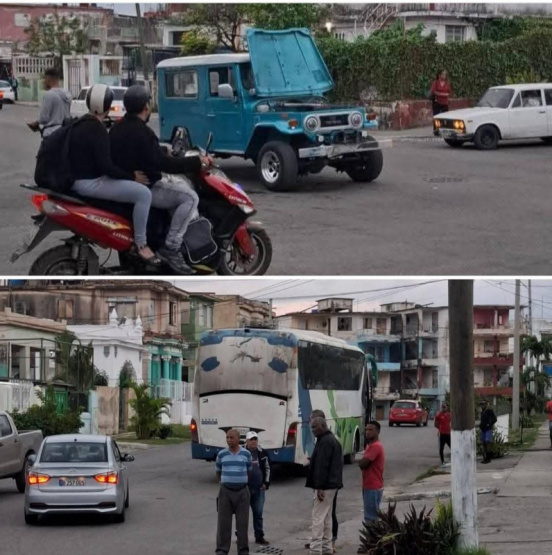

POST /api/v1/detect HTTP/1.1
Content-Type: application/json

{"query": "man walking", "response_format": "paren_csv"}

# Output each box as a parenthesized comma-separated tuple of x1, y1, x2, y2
(215, 429, 252, 555)
(27, 67, 71, 138)
(435, 403, 451, 467)
(546, 397, 552, 448)
(479, 400, 497, 464)
(306, 417, 343, 555)
(357, 421, 385, 555)
(244, 432, 270, 546)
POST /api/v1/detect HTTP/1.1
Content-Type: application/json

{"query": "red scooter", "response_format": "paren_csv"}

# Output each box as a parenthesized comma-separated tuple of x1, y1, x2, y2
(11, 133, 272, 276)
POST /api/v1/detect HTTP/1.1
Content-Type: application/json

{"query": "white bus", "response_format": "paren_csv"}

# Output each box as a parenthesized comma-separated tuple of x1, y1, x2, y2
(191, 328, 372, 466)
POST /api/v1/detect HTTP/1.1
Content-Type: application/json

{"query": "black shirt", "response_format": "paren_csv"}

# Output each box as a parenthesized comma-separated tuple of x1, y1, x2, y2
(305, 431, 343, 491)
(109, 114, 202, 187)
(480, 408, 497, 431)
(69, 115, 134, 181)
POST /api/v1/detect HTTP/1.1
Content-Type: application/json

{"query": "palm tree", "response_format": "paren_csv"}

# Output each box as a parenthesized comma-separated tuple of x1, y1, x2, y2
(521, 335, 552, 371)
(54, 331, 97, 391)
(128, 382, 171, 439)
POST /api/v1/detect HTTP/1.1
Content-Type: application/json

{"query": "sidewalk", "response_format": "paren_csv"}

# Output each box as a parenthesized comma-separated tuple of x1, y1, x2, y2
(274, 422, 552, 555)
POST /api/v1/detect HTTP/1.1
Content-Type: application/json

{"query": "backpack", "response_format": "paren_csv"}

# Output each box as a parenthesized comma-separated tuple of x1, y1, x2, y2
(34, 118, 80, 193)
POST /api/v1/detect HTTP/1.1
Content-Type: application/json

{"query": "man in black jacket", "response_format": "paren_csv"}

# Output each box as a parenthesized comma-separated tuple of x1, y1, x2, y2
(110, 85, 205, 274)
(479, 400, 497, 464)
(245, 432, 270, 545)
(306, 417, 343, 555)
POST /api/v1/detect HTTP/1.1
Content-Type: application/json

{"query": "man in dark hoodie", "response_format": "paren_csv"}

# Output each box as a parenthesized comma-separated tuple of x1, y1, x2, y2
(110, 84, 204, 274)
(306, 417, 343, 555)
(27, 67, 72, 138)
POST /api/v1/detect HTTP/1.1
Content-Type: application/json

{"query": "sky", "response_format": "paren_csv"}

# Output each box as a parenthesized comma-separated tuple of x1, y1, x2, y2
(168, 279, 552, 318)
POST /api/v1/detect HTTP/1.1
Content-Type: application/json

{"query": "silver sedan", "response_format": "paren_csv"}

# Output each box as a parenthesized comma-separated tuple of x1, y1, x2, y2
(24, 434, 134, 524)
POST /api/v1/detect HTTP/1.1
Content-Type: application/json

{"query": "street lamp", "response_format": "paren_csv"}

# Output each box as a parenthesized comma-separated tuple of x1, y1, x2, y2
(325, 21, 334, 33)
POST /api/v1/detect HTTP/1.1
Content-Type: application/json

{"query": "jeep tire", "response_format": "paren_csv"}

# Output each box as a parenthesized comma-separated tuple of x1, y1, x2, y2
(345, 139, 383, 183)
(257, 141, 298, 192)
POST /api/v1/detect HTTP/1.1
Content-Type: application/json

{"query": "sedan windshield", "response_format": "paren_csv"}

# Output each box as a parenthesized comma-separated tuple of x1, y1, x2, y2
(476, 88, 515, 109)
(40, 442, 107, 463)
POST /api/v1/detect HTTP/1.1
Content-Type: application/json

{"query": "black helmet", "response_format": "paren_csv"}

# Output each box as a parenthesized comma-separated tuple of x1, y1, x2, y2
(124, 84, 151, 115)
(86, 84, 114, 115)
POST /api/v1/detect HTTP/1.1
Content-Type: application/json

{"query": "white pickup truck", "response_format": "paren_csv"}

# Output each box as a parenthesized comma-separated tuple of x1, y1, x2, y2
(0, 411, 43, 492)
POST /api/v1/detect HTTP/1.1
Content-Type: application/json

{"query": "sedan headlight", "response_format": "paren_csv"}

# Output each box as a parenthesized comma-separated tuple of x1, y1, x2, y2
(304, 116, 319, 132)
(349, 111, 364, 128)
(453, 120, 465, 131)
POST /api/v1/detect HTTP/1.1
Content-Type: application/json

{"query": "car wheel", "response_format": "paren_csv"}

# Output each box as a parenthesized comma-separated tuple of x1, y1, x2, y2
(389, 421, 394, 427)
(423, 418, 428, 427)
(113, 504, 126, 523)
(257, 141, 298, 192)
(15, 454, 31, 493)
(125, 488, 130, 509)
(345, 141, 383, 182)
(474, 125, 499, 150)
(24, 510, 38, 525)
(416, 419, 422, 427)
(444, 138, 464, 148)
(396, 423, 401, 427)
(541, 137, 552, 144)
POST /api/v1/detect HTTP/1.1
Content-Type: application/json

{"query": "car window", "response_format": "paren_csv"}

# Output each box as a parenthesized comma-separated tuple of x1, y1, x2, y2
(393, 402, 416, 409)
(209, 67, 235, 97)
(111, 441, 122, 463)
(165, 70, 198, 99)
(544, 89, 552, 106)
(40, 442, 108, 463)
(240, 63, 255, 91)
(78, 88, 88, 101)
(520, 89, 542, 107)
(511, 93, 521, 108)
(0, 415, 13, 437)
(477, 88, 514, 109)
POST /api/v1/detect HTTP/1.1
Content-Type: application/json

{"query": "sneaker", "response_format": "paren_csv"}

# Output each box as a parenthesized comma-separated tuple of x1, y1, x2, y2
(157, 247, 194, 275)
(255, 539, 270, 546)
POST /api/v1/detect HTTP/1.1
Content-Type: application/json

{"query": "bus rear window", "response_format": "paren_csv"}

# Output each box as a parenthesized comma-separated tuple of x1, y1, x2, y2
(297, 341, 364, 390)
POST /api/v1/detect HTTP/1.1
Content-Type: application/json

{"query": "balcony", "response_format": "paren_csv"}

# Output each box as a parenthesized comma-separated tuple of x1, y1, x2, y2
(473, 324, 514, 336)
(474, 353, 514, 366)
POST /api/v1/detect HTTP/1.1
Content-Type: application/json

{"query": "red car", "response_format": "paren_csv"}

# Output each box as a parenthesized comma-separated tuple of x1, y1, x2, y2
(389, 400, 429, 427)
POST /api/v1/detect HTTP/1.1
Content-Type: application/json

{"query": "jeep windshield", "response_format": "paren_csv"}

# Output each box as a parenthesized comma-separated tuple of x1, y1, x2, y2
(476, 88, 514, 108)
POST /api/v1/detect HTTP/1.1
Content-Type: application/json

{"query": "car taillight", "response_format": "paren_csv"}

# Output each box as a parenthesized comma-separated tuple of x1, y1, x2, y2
(286, 423, 297, 446)
(94, 472, 118, 484)
(28, 472, 50, 485)
(190, 419, 199, 442)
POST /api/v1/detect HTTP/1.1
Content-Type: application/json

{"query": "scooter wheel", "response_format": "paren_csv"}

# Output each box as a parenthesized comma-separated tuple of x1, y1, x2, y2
(217, 229, 272, 276)
(29, 245, 83, 276)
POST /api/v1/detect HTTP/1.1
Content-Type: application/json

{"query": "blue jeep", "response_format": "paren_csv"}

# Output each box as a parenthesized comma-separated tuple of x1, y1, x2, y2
(157, 28, 383, 191)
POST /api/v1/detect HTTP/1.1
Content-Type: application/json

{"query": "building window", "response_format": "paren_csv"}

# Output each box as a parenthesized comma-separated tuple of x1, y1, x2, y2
(14, 300, 26, 315)
(149, 301, 155, 325)
(363, 318, 373, 329)
(376, 318, 387, 334)
(484, 340, 495, 353)
(181, 302, 190, 325)
(169, 302, 177, 326)
(207, 306, 213, 328)
(104, 346, 110, 358)
(375, 346, 385, 362)
(337, 317, 352, 331)
(445, 25, 465, 43)
(58, 299, 74, 320)
(114, 346, 118, 358)
(165, 70, 198, 98)
(199, 305, 207, 327)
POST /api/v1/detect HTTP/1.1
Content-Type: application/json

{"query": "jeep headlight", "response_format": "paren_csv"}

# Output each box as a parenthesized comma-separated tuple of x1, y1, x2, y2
(349, 112, 363, 128)
(304, 116, 319, 132)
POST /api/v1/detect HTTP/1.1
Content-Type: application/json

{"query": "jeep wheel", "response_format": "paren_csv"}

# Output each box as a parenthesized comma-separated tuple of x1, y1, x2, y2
(474, 125, 499, 150)
(345, 143, 383, 183)
(257, 141, 298, 192)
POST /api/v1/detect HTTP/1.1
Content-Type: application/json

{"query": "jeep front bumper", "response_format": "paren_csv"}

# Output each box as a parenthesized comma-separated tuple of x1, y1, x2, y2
(298, 140, 385, 160)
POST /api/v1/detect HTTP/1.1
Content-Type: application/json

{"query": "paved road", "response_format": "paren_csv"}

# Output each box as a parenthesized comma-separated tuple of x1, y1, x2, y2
(0, 423, 439, 555)
(3, 103, 551, 275)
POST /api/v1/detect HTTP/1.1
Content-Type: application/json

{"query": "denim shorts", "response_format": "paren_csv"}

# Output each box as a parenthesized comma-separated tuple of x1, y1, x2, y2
(481, 430, 493, 443)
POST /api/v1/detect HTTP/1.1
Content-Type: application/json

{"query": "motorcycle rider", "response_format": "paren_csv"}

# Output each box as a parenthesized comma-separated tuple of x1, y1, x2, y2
(68, 83, 160, 265)
(110, 84, 206, 274)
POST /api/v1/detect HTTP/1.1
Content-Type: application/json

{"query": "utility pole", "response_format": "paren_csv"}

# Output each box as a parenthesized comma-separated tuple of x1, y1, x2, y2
(512, 279, 521, 431)
(135, 3, 150, 84)
(528, 280, 533, 335)
(448, 280, 478, 550)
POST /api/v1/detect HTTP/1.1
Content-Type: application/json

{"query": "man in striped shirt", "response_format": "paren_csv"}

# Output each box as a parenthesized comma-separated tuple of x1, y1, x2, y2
(216, 429, 253, 555)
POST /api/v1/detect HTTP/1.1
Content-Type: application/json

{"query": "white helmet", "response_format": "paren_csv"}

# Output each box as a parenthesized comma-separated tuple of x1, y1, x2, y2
(86, 84, 114, 116)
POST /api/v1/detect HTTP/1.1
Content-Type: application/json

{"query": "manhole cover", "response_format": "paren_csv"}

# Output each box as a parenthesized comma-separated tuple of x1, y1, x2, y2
(252, 547, 283, 554)
(425, 176, 468, 183)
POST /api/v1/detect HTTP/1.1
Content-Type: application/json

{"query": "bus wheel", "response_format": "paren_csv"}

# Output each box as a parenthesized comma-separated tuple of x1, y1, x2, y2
(344, 431, 360, 465)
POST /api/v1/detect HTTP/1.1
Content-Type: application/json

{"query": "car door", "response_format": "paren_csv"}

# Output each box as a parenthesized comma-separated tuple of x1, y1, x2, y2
(0, 414, 20, 476)
(204, 66, 245, 153)
(544, 88, 552, 137)
(508, 89, 548, 138)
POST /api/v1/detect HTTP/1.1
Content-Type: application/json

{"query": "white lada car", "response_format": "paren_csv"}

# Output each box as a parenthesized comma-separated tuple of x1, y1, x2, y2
(434, 83, 552, 149)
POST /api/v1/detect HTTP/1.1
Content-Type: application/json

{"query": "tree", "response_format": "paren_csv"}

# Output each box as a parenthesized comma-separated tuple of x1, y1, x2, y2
(25, 10, 87, 72)
(180, 29, 217, 56)
(54, 331, 98, 392)
(128, 382, 171, 439)
(245, 3, 330, 33)
(521, 335, 552, 371)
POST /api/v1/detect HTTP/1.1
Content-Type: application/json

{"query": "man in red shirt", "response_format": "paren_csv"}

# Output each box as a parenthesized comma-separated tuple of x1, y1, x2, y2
(357, 421, 385, 553)
(546, 398, 552, 448)
(435, 402, 452, 467)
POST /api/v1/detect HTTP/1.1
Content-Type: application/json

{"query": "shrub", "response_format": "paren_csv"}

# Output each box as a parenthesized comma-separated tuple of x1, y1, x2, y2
(170, 424, 192, 439)
(10, 387, 83, 437)
(476, 428, 508, 459)
(157, 424, 172, 440)
(128, 382, 171, 440)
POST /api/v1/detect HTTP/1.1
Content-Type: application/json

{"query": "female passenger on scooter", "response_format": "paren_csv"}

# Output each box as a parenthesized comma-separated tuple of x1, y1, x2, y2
(68, 83, 160, 265)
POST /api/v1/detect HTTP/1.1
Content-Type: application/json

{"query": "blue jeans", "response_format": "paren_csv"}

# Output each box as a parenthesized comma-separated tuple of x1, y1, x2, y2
(363, 489, 383, 522)
(249, 487, 265, 540)
(72, 176, 152, 247)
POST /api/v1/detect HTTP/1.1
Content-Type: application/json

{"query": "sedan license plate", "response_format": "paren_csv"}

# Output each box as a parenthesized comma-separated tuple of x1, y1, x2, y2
(59, 478, 86, 487)
(441, 129, 456, 138)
